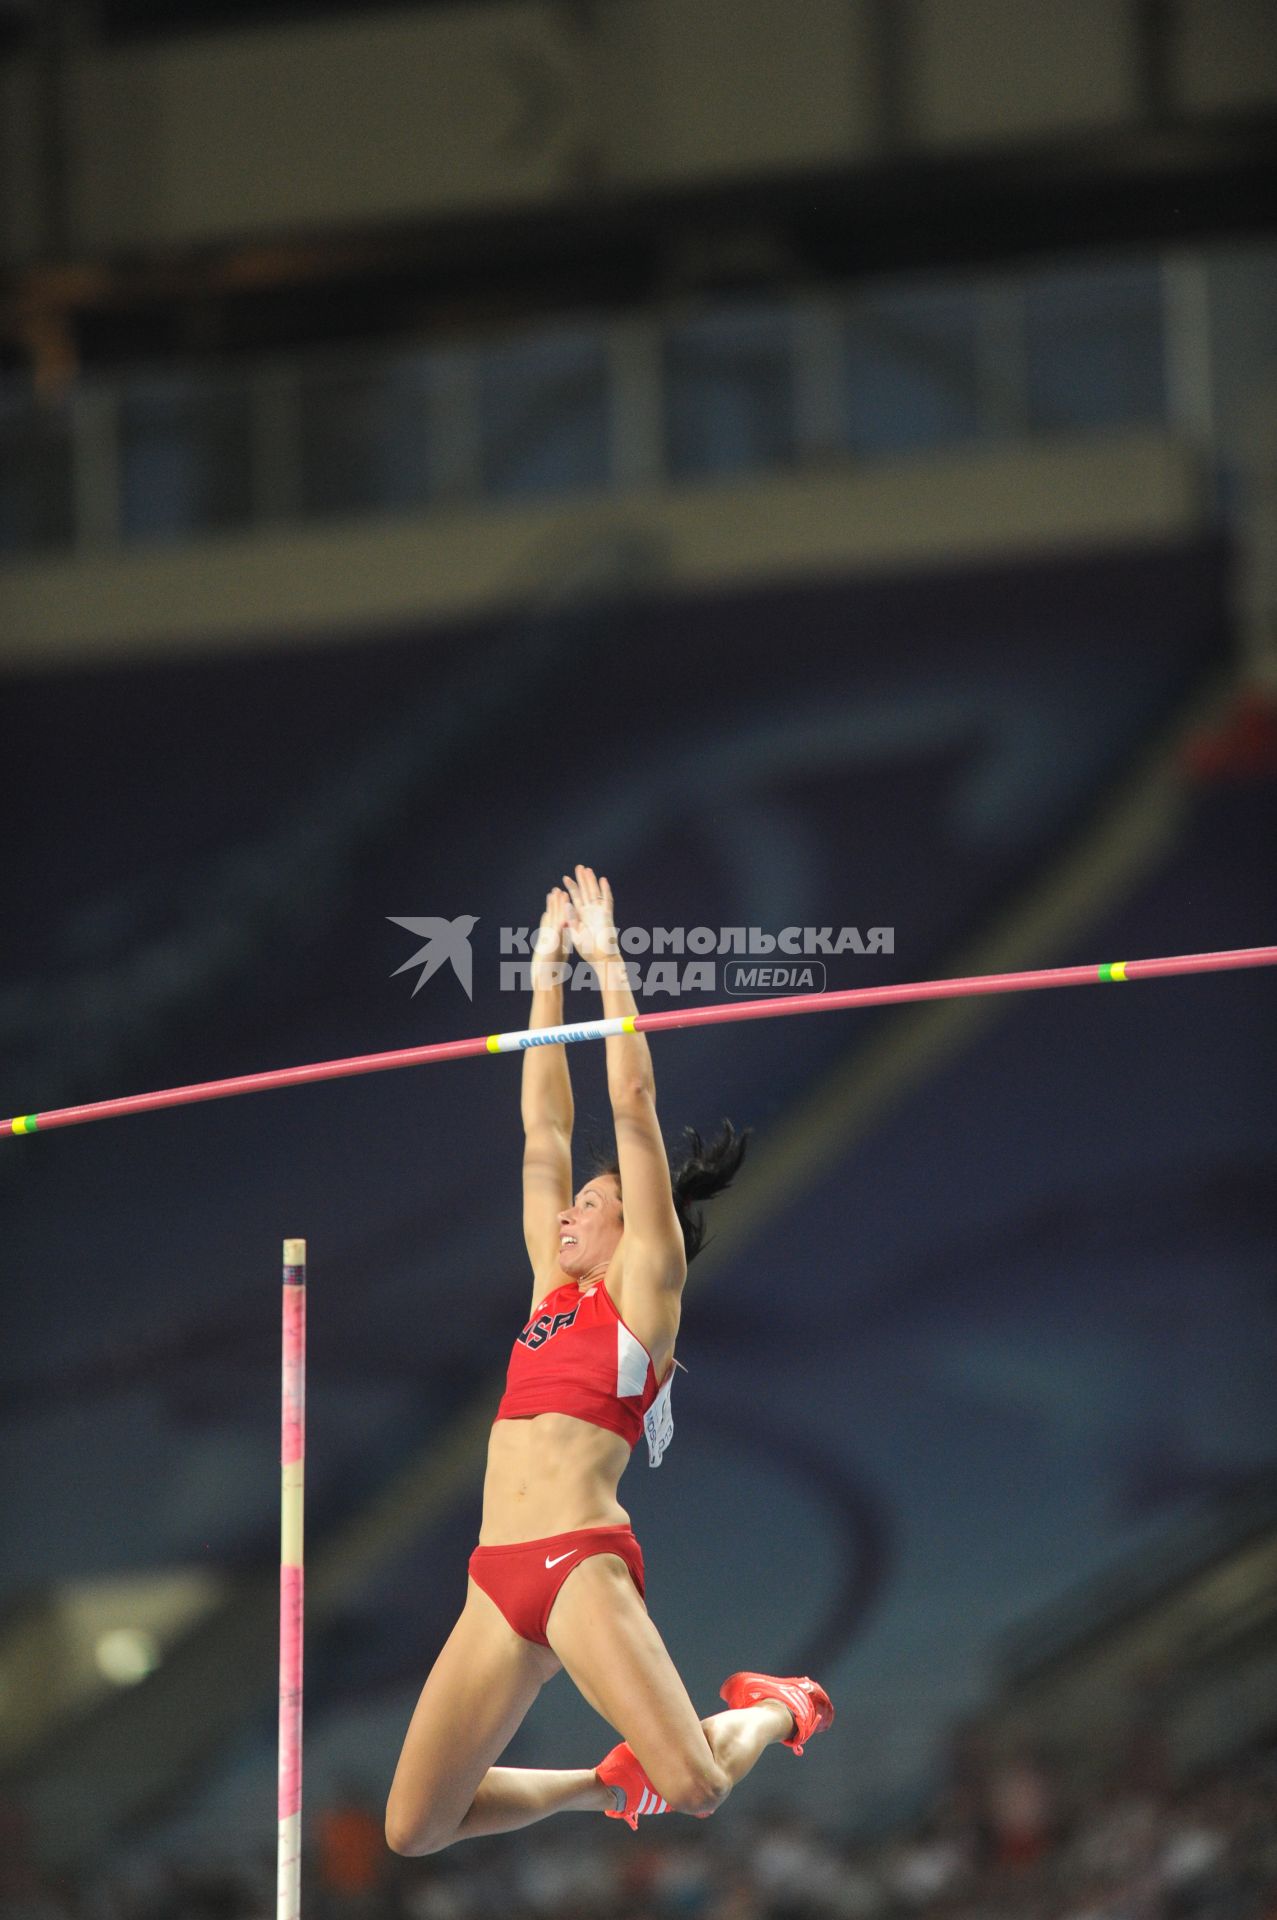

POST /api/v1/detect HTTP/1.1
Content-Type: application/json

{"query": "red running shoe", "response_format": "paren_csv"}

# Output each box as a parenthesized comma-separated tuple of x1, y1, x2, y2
(719, 1672, 834, 1756)
(596, 1741, 670, 1831)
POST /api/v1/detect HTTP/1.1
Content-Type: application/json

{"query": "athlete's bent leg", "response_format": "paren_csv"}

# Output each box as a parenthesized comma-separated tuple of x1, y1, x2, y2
(386, 1580, 582, 1856)
(699, 1701, 795, 1781)
(545, 1554, 736, 1817)
(449, 1765, 608, 1842)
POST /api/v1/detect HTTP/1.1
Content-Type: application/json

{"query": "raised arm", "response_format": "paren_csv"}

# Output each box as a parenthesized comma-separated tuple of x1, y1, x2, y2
(562, 867, 686, 1310)
(521, 888, 574, 1310)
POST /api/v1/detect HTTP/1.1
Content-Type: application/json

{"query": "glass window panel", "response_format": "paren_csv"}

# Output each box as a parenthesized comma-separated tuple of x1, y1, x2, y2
(298, 353, 432, 517)
(478, 326, 610, 500)
(119, 372, 253, 541)
(663, 305, 795, 480)
(1025, 260, 1165, 431)
(844, 284, 985, 457)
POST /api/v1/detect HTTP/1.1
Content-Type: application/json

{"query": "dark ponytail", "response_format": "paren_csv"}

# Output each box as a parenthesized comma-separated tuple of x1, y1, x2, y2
(593, 1119, 751, 1264)
(670, 1119, 751, 1262)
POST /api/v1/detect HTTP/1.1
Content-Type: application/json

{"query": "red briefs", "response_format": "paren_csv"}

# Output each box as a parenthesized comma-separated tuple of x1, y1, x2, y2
(468, 1525, 645, 1648)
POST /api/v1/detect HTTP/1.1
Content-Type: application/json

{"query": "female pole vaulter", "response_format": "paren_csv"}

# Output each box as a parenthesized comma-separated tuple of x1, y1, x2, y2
(386, 866, 833, 1852)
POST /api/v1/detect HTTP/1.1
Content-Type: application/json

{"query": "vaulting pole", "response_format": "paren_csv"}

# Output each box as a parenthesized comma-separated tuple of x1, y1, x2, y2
(278, 1238, 306, 1920)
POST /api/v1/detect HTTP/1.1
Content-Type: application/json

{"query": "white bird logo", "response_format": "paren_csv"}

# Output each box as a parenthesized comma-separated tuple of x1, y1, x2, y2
(387, 915, 479, 999)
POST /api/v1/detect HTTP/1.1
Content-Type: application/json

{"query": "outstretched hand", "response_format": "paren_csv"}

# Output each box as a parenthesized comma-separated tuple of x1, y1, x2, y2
(531, 886, 572, 990)
(562, 865, 619, 963)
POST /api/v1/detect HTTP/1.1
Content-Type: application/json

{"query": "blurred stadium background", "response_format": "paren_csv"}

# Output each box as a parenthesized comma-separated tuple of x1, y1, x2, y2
(1, 1, 1276, 1915)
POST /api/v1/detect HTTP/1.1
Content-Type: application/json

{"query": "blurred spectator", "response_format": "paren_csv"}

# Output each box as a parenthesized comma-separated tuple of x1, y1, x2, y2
(512, 1822, 616, 1914)
(314, 1781, 385, 1907)
(703, 1875, 765, 1920)
(747, 1806, 865, 1918)
(1071, 1787, 1161, 1882)
(6, 1735, 1277, 1919)
(0, 1797, 76, 1918)
(985, 1752, 1056, 1872)
(883, 1819, 968, 1909)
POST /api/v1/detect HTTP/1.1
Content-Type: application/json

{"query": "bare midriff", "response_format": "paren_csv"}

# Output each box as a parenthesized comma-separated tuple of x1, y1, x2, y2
(479, 1412, 633, 1544)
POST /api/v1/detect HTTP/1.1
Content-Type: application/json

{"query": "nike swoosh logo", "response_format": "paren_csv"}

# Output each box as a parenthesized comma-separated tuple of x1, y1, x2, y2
(545, 1550, 578, 1568)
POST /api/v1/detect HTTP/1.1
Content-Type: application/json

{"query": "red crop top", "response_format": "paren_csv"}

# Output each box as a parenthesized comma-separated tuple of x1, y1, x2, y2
(495, 1279, 676, 1466)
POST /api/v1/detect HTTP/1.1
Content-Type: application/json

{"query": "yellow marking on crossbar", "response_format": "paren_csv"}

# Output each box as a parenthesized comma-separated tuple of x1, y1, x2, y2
(280, 1461, 304, 1565)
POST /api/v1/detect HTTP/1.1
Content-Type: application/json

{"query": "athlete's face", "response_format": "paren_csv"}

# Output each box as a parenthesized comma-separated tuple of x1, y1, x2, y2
(557, 1175, 622, 1281)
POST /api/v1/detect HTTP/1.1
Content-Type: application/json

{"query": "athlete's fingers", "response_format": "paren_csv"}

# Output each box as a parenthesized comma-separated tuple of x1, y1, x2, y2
(539, 889, 561, 931)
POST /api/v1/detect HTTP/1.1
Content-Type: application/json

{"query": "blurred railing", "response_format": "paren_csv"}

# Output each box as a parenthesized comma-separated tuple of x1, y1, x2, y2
(1, 243, 1273, 566)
